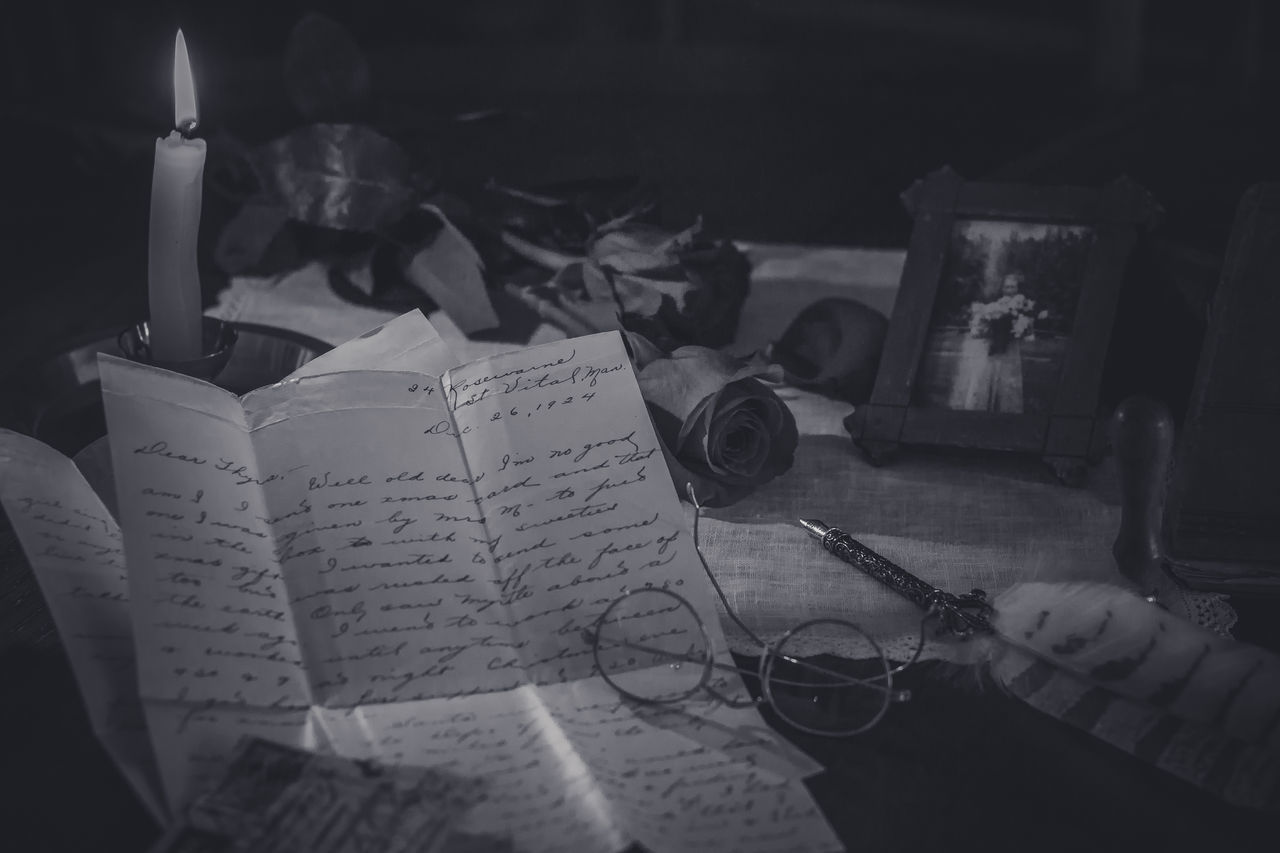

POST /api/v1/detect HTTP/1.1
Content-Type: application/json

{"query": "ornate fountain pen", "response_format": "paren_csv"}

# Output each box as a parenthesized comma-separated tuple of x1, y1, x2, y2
(798, 519, 994, 638)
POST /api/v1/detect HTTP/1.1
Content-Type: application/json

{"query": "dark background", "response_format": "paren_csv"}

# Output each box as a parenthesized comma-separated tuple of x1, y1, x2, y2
(4, 0, 1277, 393)
(2, 2, 1278, 850)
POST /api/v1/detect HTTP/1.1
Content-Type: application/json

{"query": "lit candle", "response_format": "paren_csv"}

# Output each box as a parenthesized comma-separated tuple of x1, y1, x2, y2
(147, 30, 206, 362)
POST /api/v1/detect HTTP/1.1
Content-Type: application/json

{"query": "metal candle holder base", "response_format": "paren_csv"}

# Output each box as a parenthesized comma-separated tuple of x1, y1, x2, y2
(1, 319, 330, 456)
(117, 317, 240, 381)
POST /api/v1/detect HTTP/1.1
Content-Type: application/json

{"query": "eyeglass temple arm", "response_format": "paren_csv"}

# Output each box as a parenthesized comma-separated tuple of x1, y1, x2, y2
(583, 628, 906, 700)
(686, 483, 770, 649)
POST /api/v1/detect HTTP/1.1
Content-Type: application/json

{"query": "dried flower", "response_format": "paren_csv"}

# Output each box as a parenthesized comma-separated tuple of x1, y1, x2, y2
(628, 334, 797, 507)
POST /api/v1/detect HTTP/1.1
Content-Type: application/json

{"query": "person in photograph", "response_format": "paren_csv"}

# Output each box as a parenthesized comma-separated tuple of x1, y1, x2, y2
(949, 274, 1045, 413)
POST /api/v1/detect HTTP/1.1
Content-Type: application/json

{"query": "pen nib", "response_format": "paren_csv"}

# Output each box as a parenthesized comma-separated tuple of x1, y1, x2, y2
(798, 518, 829, 539)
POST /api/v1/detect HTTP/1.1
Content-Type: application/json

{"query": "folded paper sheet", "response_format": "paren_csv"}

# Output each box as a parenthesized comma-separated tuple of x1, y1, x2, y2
(0, 432, 167, 822)
(0, 312, 836, 853)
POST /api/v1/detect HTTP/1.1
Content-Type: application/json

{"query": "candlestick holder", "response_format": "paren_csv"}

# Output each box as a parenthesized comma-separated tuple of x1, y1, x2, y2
(117, 317, 239, 381)
(1, 320, 330, 456)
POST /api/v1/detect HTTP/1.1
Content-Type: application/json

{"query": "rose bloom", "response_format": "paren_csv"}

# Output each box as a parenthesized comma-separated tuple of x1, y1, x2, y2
(629, 334, 798, 507)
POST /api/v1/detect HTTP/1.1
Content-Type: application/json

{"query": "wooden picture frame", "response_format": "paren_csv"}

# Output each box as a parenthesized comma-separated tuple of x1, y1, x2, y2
(847, 167, 1160, 483)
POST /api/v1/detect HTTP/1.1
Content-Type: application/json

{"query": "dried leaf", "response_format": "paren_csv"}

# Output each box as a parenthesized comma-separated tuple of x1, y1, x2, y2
(581, 220, 749, 348)
(557, 264, 624, 332)
(506, 282, 612, 340)
(256, 123, 417, 232)
(665, 240, 751, 348)
(503, 263, 623, 339)
(331, 247, 378, 299)
(477, 178, 658, 256)
(621, 330, 667, 368)
(328, 241, 439, 313)
(611, 271, 693, 317)
(579, 262, 616, 302)
(284, 13, 372, 121)
(213, 199, 291, 275)
(400, 206, 498, 334)
(509, 216, 748, 349)
(589, 220, 701, 274)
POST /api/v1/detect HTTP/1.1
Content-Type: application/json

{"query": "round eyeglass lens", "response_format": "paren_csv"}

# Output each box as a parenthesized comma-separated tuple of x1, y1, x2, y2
(761, 618, 895, 736)
(591, 588, 712, 703)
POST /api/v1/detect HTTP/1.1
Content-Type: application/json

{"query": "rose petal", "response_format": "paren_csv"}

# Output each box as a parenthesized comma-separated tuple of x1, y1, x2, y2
(722, 413, 763, 461)
(634, 349, 799, 508)
(524, 262, 625, 336)
(769, 296, 888, 403)
(712, 412, 768, 479)
(653, 437, 752, 508)
(701, 402, 768, 482)
(636, 345, 780, 425)
(612, 270, 694, 315)
(589, 220, 702, 273)
(677, 394, 718, 449)
(684, 383, 797, 486)
(621, 331, 667, 370)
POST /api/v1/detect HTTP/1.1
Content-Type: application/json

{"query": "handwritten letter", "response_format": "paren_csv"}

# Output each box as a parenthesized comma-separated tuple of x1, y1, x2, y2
(101, 358, 312, 710)
(444, 333, 721, 688)
(3, 319, 839, 852)
(242, 370, 528, 705)
(315, 687, 626, 852)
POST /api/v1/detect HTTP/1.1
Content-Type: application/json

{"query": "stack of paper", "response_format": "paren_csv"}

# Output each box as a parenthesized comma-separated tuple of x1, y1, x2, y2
(0, 311, 839, 853)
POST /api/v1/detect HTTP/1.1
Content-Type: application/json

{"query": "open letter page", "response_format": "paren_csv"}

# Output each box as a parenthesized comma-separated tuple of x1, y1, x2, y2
(315, 687, 626, 852)
(438, 334, 838, 851)
(100, 359, 316, 806)
(0, 311, 453, 816)
(240, 369, 529, 704)
(97, 313, 465, 807)
(0, 429, 166, 821)
(101, 360, 311, 709)
(97, 311, 465, 804)
(443, 332, 725, 686)
(539, 679, 840, 853)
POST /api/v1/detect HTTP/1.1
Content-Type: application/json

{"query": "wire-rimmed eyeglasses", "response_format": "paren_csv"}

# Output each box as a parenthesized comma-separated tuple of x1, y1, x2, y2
(581, 486, 928, 737)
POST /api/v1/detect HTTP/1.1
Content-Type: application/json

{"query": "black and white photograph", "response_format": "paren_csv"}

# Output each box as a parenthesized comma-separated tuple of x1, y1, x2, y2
(1, 3, 1278, 852)
(847, 170, 1157, 473)
(913, 219, 1093, 415)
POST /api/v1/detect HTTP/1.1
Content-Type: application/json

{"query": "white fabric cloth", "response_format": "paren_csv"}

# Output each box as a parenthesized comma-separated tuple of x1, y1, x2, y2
(204, 247, 1232, 659)
(696, 386, 1122, 659)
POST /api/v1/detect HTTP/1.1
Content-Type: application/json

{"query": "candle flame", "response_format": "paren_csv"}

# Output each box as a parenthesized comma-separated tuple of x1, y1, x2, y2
(173, 29, 198, 134)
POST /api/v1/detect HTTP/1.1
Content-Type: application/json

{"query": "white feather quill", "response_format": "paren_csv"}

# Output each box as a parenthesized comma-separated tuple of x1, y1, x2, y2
(992, 583, 1280, 740)
(801, 520, 1280, 809)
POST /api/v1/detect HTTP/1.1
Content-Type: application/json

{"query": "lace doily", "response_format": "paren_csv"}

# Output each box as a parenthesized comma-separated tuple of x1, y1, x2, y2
(1149, 562, 1237, 637)
(714, 582, 1239, 661)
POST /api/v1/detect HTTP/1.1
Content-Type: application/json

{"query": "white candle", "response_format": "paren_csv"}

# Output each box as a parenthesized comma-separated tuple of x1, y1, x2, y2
(147, 30, 206, 362)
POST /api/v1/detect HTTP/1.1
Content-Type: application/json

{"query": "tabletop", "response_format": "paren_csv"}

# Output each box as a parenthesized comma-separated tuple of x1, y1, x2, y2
(4, 246, 1278, 853)
(3, 34, 1280, 849)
